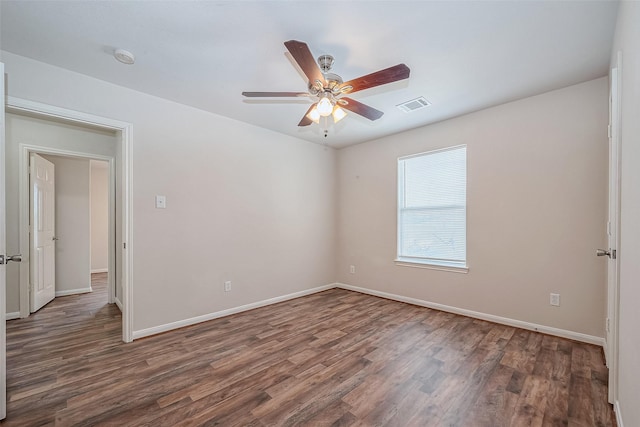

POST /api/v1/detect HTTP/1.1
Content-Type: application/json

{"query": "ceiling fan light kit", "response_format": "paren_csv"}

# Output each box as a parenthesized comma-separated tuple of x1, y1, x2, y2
(242, 40, 410, 137)
(332, 106, 347, 122)
(307, 107, 321, 124)
(306, 102, 346, 126)
(316, 93, 334, 116)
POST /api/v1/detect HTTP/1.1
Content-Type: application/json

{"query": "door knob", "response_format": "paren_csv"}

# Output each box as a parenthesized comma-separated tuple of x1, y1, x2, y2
(596, 249, 616, 259)
(52, 236, 59, 241)
(0, 254, 22, 265)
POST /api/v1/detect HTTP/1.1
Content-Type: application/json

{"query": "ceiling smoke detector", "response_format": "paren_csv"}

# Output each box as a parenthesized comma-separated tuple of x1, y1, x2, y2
(114, 48, 135, 65)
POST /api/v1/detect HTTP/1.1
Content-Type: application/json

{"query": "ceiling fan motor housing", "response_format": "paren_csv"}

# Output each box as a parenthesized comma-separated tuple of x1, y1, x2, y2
(318, 54, 334, 72)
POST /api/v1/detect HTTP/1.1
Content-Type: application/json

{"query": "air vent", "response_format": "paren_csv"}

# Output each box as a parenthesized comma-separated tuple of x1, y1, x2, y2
(397, 97, 431, 113)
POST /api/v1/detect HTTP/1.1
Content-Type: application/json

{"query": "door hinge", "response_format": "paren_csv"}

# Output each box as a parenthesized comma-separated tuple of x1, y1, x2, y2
(606, 318, 610, 333)
(608, 124, 612, 138)
(123, 242, 127, 249)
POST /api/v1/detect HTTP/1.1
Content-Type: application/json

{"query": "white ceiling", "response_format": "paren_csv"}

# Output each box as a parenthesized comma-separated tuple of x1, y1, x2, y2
(0, 1, 619, 149)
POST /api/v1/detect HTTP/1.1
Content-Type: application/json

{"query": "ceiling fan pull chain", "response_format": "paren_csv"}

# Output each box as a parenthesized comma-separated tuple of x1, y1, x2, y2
(323, 116, 329, 138)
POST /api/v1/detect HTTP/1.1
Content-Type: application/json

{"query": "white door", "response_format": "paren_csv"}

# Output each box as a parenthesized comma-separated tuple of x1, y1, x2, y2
(1, 61, 8, 420)
(0, 62, 22, 418)
(604, 61, 621, 404)
(30, 154, 56, 312)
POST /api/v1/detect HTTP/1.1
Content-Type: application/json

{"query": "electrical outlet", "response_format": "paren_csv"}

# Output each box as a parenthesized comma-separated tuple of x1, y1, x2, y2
(224, 281, 231, 292)
(550, 293, 560, 306)
(349, 265, 356, 274)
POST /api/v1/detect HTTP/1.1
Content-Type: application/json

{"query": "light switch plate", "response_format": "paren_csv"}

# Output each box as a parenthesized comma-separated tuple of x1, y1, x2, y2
(155, 195, 166, 209)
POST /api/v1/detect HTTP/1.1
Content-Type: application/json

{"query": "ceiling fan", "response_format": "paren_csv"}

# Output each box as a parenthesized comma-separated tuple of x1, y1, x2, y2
(242, 40, 410, 130)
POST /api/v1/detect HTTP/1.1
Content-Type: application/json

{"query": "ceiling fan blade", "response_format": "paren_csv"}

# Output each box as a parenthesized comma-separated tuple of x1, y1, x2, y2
(298, 104, 316, 127)
(339, 64, 410, 94)
(284, 40, 326, 87)
(242, 92, 309, 97)
(338, 97, 384, 121)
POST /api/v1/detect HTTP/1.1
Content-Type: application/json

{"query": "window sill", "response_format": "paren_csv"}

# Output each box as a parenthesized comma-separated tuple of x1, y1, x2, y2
(394, 258, 469, 274)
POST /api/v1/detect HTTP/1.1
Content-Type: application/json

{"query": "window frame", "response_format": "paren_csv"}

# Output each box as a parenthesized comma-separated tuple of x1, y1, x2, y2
(395, 145, 469, 273)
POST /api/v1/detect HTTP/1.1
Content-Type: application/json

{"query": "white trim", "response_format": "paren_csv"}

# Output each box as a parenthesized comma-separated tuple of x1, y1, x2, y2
(55, 287, 92, 297)
(6, 97, 130, 130)
(5, 312, 20, 321)
(335, 283, 605, 346)
(606, 54, 622, 405)
(91, 268, 108, 274)
(132, 281, 604, 347)
(614, 400, 624, 427)
(6, 96, 133, 343)
(107, 158, 115, 306)
(132, 284, 335, 340)
(398, 144, 468, 161)
(122, 125, 133, 343)
(394, 259, 469, 274)
(1, 61, 6, 420)
(114, 297, 123, 313)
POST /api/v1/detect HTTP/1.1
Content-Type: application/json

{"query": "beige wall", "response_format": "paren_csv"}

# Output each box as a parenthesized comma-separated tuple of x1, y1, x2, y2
(611, 2, 640, 425)
(2, 50, 610, 347)
(2, 51, 338, 332)
(337, 78, 608, 338)
(90, 160, 109, 273)
(41, 155, 91, 295)
(5, 112, 117, 313)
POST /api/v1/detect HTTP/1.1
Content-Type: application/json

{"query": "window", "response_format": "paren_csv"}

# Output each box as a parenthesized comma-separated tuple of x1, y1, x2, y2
(397, 145, 467, 270)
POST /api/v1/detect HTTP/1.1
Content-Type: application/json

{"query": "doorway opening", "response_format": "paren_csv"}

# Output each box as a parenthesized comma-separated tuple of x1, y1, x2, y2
(27, 152, 113, 313)
(5, 98, 132, 343)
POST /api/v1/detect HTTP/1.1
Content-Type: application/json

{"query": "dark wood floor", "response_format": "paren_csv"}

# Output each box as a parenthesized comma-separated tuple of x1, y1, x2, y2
(2, 274, 615, 426)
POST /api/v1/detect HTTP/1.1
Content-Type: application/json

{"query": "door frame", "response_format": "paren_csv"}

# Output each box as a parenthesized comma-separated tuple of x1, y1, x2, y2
(24, 148, 114, 308)
(7, 96, 133, 343)
(605, 53, 622, 404)
(1, 61, 8, 420)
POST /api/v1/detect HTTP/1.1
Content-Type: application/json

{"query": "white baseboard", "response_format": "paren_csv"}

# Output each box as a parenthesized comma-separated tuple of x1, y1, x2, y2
(55, 287, 92, 297)
(131, 281, 605, 347)
(114, 297, 123, 312)
(132, 284, 335, 340)
(91, 268, 108, 274)
(6, 311, 20, 321)
(336, 283, 605, 347)
(615, 401, 624, 427)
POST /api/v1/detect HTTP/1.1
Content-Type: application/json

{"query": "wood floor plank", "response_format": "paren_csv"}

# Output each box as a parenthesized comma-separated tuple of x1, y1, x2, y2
(464, 363, 518, 426)
(510, 375, 551, 427)
(2, 273, 616, 426)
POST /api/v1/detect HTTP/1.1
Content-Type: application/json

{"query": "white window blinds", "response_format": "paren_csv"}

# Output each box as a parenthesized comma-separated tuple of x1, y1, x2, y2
(397, 145, 467, 268)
